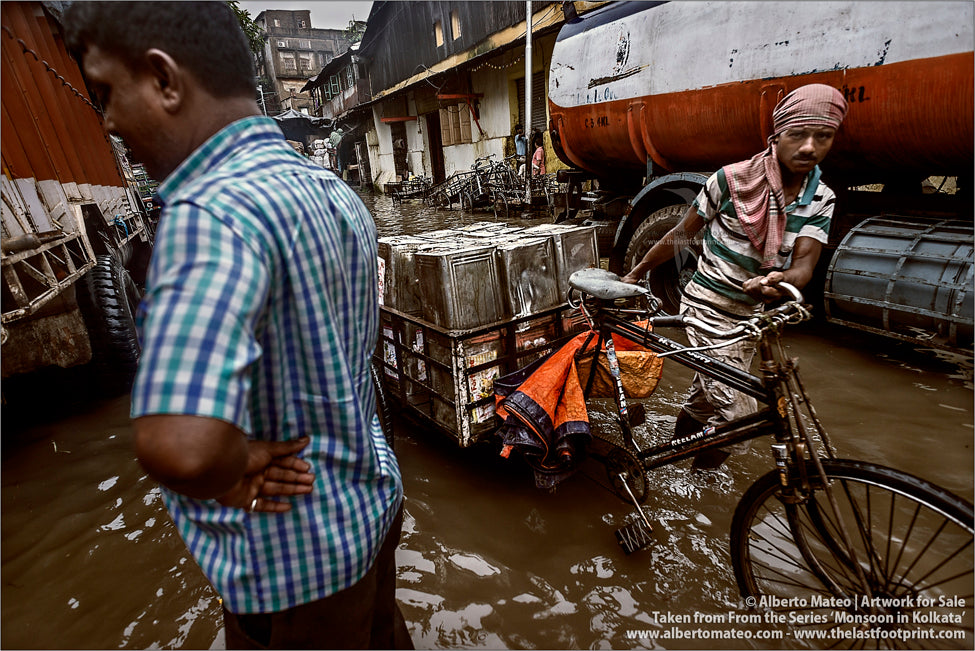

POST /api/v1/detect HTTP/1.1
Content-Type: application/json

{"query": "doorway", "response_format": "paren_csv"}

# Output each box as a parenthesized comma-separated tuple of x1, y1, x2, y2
(425, 112, 446, 184)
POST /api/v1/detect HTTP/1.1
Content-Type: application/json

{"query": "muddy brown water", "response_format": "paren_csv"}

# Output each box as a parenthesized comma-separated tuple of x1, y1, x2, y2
(2, 190, 972, 649)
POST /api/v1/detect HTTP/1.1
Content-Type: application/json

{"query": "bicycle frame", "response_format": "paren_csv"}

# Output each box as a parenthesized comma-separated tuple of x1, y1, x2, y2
(578, 302, 800, 473)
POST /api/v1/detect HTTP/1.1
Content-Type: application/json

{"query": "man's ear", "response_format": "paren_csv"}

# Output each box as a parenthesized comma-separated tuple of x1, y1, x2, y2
(144, 48, 184, 113)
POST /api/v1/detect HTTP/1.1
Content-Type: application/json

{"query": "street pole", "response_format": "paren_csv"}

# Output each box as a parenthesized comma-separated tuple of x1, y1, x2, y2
(524, 0, 533, 204)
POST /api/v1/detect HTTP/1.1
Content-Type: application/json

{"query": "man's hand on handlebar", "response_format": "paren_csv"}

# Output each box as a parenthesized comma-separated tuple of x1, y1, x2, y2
(743, 271, 793, 304)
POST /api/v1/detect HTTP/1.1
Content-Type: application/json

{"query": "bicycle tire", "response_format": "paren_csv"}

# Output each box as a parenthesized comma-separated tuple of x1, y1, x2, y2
(731, 459, 973, 648)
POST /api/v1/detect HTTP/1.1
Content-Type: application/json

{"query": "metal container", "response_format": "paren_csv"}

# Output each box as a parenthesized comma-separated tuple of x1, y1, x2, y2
(377, 235, 431, 314)
(824, 216, 973, 352)
(496, 236, 561, 318)
(415, 243, 507, 329)
(524, 224, 600, 299)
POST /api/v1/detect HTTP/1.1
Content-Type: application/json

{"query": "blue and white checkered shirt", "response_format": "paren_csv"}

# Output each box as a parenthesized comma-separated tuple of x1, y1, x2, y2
(131, 116, 403, 614)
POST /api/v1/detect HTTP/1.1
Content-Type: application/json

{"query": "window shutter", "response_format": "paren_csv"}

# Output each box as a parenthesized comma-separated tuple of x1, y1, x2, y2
(439, 108, 453, 146)
(459, 103, 472, 142)
(515, 72, 547, 132)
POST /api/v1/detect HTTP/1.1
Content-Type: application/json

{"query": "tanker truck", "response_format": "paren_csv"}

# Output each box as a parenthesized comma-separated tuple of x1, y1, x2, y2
(2, 1, 154, 397)
(548, 0, 973, 354)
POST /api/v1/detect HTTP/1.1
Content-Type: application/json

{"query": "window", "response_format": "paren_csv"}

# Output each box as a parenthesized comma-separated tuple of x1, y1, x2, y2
(301, 40, 312, 49)
(280, 52, 296, 71)
(273, 18, 280, 27)
(346, 66, 355, 87)
(297, 19, 306, 28)
(450, 10, 461, 40)
(299, 54, 312, 71)
(439, 103, 472, 146)
(434, 21, 444, 47)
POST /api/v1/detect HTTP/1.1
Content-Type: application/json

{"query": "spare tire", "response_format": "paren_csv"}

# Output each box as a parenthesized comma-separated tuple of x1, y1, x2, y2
(77, 254, 142, 396)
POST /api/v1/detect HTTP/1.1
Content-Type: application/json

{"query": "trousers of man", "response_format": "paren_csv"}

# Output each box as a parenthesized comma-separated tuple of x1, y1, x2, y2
(680, 302, 758, 454)
(222, 506, 413, 649)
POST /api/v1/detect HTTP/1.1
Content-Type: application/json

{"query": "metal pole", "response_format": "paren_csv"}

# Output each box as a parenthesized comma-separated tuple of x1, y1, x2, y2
(258, 84, 267, 116)
(524, 0, 533, 203)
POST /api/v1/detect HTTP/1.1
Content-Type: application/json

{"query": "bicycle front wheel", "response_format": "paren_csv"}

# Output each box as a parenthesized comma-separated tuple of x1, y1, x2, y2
(731, 459, 973, 648)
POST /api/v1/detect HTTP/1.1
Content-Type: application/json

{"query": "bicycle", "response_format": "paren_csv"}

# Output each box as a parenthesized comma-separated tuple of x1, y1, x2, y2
(561, 267, 973, 646)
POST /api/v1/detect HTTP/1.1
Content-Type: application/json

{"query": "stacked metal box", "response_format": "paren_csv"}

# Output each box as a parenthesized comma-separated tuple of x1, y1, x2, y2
(375, 222, 597, 446)
(377, 221, 598, 328)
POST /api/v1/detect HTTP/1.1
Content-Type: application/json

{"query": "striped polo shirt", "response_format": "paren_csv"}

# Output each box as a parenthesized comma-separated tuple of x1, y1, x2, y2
(684, 166, 834, 317)
(131, 116, 403, 613)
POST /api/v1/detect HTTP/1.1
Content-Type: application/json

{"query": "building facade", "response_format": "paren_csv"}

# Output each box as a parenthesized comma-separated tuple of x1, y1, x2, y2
(255, 9, 357, 115)
(351, 1, 574, 189)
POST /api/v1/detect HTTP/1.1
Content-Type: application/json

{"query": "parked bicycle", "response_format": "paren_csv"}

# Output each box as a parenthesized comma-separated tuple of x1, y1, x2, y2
(562, 267, 973, 646)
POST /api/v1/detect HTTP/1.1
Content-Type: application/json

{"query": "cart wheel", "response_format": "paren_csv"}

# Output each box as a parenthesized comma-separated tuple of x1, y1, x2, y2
(605, 447, 647, 504)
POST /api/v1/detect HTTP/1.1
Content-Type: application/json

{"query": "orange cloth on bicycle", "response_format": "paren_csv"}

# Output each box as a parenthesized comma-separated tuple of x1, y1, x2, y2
(494, 324, 660, 490)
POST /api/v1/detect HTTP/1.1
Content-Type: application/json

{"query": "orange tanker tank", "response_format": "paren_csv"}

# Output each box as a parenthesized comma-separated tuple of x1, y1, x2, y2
(547, 1, 973, 353)
(548, 1, 974, 184)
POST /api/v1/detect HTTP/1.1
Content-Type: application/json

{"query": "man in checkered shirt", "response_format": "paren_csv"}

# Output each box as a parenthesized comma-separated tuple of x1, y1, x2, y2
(65, 3, 411, 647)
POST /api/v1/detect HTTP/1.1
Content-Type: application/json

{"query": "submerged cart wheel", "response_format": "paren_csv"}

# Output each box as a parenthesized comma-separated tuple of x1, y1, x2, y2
(731, 459, 974, 648)
(77, 253, 142, 396)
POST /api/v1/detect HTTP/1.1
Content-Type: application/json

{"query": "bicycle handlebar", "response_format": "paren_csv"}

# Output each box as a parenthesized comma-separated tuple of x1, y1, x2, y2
(646, 282, 809, 338)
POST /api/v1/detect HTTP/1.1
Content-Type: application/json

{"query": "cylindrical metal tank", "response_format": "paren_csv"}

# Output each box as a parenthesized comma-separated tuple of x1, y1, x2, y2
(824, 217, 973, 350)
(548, 1, 974, 184)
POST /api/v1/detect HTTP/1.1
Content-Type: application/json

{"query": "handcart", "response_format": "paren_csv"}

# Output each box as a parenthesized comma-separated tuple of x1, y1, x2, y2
(375, 303, 587, 447)
(390, 176, 433, 203)
(424, 170, 479, 210)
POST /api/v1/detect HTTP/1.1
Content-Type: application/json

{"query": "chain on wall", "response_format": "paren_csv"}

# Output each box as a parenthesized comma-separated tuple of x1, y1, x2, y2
(1, 24, 101, 114)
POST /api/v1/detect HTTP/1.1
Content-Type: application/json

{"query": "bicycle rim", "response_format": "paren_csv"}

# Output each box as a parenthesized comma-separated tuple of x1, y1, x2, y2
(731, 459, 974, 648)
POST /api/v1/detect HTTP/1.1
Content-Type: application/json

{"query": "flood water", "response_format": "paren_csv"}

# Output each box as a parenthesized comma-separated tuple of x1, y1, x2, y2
(2, 189, 972, 649)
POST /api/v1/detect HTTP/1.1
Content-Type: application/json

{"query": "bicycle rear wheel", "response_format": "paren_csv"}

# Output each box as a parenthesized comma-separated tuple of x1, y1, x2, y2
(731, 459, 973, 648)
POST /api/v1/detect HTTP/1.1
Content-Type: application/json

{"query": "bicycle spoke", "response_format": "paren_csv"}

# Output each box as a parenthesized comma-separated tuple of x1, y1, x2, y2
(732, 461, 974, 650)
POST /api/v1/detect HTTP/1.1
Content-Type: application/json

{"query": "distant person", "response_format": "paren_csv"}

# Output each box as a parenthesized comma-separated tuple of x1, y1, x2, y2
(513, 123, 528, 166)
(530, 132, 545, 176)
(622, 84, 848, 469)
(64, 2, 411, 648)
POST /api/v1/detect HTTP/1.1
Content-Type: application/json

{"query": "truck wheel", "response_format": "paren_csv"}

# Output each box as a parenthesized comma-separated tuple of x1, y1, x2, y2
(623, 204, 700, 314)
(77, 254, 142, 396)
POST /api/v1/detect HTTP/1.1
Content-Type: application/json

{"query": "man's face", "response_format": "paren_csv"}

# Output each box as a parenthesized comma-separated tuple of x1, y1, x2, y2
(81, 45, 171, 179)
(774, 126, 836, 176)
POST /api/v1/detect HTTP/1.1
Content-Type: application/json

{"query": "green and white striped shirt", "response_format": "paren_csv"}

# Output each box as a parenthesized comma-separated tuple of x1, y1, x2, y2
(685, 167, 834, 317)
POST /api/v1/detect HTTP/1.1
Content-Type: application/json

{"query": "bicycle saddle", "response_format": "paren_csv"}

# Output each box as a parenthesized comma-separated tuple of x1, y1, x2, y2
(568, 268, 648, 300)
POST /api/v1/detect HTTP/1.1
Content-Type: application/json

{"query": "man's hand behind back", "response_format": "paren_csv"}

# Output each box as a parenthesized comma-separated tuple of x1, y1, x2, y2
(217, 438, 315, 513)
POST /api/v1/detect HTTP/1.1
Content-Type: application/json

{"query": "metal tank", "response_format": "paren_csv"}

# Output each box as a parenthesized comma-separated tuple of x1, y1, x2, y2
(825, 217, 973, 350)
(547, 1, 973, 353)
(548, 1, 974, 184)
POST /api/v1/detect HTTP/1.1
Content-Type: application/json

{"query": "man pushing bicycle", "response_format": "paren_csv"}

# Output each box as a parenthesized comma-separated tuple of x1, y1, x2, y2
(622, 84, 849, 469)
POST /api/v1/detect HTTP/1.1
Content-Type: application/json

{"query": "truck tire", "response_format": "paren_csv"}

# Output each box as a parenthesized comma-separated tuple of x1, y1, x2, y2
(622, 204, 700, 314)
(77, 254, 142, 396)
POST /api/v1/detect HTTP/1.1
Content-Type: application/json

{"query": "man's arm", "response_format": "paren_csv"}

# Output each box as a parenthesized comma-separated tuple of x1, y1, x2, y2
(134, 414, 313, 511)
(621, 205, 705, 284)
(742, 236, 823, 302)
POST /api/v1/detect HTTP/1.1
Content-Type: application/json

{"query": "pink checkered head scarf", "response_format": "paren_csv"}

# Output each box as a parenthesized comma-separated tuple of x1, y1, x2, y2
(722, 84, 848, 268)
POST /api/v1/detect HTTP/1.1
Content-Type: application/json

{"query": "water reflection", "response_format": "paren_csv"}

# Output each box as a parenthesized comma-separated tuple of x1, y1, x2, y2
(0, 188, 971, 649)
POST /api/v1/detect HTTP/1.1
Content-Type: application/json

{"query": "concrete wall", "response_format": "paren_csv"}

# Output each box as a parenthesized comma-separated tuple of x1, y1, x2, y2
(364, 35, 563, 190)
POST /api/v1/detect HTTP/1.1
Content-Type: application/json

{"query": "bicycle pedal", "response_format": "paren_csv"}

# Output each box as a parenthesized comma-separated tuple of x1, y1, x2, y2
(615, 517, 654, 554)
